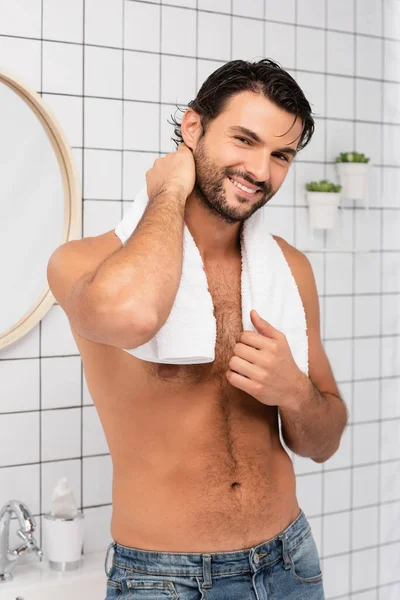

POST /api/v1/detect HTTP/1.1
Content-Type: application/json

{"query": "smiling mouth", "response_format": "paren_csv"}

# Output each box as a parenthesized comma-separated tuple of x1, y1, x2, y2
(228, 177, 261, 196)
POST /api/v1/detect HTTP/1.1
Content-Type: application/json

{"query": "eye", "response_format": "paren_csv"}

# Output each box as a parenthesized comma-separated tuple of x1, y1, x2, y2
(273, 153, 290, 162)
(234, 136, 251, 145)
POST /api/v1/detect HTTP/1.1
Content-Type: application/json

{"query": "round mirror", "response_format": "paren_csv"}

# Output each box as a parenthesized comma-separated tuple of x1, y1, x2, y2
(0, 69, 81, 350)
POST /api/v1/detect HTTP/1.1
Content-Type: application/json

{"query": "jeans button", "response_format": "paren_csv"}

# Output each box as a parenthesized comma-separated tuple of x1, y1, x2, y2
(254, 552, 260, 564)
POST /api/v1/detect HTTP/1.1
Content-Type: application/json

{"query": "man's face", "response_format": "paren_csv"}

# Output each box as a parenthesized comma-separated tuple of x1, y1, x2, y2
(192, 90, 302, 224)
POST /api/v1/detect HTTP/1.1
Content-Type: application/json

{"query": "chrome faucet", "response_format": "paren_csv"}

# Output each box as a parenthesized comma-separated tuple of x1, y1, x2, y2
(0, 500, 43, 582)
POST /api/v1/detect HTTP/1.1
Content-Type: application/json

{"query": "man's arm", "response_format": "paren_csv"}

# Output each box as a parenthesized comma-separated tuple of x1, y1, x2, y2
(273, 237, 349, 463)
(279, 375, 348, 463)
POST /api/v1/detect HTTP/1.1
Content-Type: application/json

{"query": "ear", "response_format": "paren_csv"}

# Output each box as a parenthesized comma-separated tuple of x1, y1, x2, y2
(180, 108, 203, 151)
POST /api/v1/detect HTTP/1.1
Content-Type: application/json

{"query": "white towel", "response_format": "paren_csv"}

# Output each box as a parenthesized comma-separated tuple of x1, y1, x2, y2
(114, 186, 309, 377)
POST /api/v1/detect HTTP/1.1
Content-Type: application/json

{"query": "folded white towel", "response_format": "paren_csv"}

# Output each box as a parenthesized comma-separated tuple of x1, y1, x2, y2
(114, 186, 309, 376)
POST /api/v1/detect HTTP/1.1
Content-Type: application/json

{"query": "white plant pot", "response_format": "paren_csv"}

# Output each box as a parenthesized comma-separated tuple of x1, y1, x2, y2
(306, 191, 341, 229)
(336, 162, 369, 203)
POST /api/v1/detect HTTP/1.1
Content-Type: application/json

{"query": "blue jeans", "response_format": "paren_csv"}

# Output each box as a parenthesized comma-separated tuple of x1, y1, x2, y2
(104, 508, 325, 599)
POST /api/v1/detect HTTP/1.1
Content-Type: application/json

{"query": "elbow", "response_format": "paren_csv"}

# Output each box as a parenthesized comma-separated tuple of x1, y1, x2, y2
(282, 434, 340, 464)
(106, 304, 159, 349)
(312, 407, 348, 464)
(74, 296, 158, 349)
(311, 442, 340, 464)
(311, 454, 329, 464)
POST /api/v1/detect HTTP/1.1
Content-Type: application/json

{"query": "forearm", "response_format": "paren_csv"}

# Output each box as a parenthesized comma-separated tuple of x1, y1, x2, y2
(91, 190, 187, 329)
(279, 374, 348, 462)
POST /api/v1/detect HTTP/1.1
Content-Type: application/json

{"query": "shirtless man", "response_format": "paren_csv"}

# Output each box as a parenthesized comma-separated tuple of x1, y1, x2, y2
(47, 59, 347, 599)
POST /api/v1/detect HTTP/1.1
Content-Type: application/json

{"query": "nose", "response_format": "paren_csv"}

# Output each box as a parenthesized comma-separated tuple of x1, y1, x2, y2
(244, 150, 271, 186)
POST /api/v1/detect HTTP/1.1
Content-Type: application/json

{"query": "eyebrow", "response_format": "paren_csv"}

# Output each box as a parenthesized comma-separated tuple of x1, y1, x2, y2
(228, 126, 298, 158)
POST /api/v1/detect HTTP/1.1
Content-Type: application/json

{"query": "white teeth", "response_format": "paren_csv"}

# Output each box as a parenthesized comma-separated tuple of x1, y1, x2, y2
(229, 177, 258, 194)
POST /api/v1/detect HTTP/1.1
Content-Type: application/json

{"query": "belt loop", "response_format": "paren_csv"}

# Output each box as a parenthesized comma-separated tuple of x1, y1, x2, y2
(278, 534, 291, 570)
(105, 541, 116, 577)
(202, 554, 212, 588)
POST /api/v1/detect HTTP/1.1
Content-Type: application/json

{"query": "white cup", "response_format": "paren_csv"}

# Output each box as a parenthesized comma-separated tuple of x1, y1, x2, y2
(43, 511, 84, 571)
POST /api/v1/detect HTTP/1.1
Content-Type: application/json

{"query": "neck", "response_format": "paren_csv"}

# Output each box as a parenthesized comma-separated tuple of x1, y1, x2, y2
(184, 194, 243, 263)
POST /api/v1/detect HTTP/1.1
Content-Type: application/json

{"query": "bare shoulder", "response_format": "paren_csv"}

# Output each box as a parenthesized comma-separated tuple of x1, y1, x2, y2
(271, 234, 317, 313)
(60, 229, 122, 257)
(271, 234, 309, 268)
(48, 229, 122, 268)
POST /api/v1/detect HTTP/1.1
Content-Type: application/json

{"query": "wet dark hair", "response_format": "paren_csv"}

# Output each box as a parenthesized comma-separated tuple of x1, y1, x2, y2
(169, 58, 315, 152)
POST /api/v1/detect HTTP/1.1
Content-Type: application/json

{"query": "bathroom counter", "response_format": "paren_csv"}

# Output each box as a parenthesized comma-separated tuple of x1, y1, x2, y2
(0, 551, 107, 600)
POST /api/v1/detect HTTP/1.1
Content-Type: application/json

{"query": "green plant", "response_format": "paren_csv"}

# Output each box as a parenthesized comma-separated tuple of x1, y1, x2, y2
(305, 179, 342, 193)
(335, 152, 370, 163)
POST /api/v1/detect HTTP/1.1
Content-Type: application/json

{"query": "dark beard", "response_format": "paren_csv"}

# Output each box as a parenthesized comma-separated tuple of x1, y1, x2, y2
(192, 138, 274, 224)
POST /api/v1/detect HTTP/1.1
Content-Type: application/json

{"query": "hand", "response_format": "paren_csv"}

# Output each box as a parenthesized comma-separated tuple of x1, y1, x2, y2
(145, 142, 196, 202)
(225, 310, 304, 408)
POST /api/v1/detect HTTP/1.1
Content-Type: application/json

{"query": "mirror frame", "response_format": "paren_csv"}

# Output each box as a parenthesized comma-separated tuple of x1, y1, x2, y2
(0, 68, 82, 351)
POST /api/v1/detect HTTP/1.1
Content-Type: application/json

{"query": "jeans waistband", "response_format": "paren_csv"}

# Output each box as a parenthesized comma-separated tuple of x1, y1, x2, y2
(107, 508, 310, 577)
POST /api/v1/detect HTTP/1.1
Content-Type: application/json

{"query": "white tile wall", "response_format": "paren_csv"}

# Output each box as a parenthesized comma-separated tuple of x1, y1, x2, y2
(0, 36, 42, 90)
(356, 35, 383, 79)
(326, 75, 355, 120)
(85, 0, 123, 47)
(264, 21, 295, 70)
(298, 0, 325, 28)
(198, 0, 231, 13)
(84, 150, 122, 200)
(43, 0, 83, 44)
(42, 41, 83, 95)
(384, 39, 400, 82)
(356, 79, 382, 123)
(296, 26, 325, 72)
(232, 16, 264, 61)
(125, 1, 160, 52)
(356, 0, 382, 37)
(384, 0, 400, 40)
(327, 0, 354, 33)
(42, 93, 83, 148)
(162, 5, 196, 56)
(233, 0, 262, 18)
(161, 55, 197, 104)
(383, 81, 400, 125)
(0, 0, 42, 38)
(0, 1, 399, 598)
(326, 31, 355, 76)
(198, 11, 231, 60)
(84, 98, 123, 149)
(84, 46, 123, 98)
